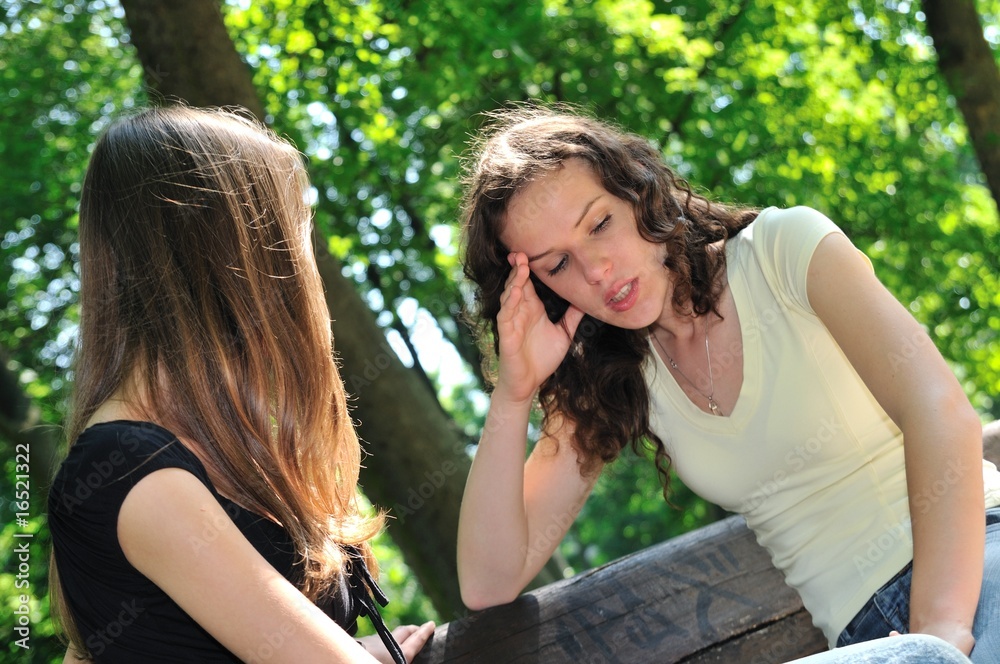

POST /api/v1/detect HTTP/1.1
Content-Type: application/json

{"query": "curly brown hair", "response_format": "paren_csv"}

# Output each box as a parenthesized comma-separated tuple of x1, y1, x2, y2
(461, 105, 757, 494)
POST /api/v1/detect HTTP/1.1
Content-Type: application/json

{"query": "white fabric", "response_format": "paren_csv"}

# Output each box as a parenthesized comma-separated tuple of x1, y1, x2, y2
(643, 206, 1000, 646)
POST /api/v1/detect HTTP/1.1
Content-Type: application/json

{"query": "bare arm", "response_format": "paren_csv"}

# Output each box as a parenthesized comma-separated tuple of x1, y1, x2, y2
(457, 395, 599, 609)
(457, 253, 597, 609)
(118, 469, 434, 663)
(808, 233, 983, 655)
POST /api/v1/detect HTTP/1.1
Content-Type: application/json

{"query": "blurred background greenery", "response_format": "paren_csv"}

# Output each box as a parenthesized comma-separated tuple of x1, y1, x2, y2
(2, 0, 998, 660)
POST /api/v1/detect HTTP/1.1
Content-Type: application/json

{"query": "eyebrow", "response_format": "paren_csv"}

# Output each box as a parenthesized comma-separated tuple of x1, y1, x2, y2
(526, 195, 601, 262)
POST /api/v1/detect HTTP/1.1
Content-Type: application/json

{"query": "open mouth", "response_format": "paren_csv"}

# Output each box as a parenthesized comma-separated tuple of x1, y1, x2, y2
(609, 281, 633, 303)
(607, 279, 639, 312)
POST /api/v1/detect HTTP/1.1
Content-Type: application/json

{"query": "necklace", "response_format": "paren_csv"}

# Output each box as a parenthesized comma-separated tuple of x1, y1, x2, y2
(652, 318, 724, 416)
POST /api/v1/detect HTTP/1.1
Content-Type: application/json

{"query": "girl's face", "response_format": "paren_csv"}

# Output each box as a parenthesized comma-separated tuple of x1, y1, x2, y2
(500, 158, 672, 330)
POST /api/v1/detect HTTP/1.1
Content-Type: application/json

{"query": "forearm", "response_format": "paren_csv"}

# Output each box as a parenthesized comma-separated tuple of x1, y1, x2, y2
(806, 231, 987, 652)
(457, 387, 535, 608)
(904, 395, 984, 652)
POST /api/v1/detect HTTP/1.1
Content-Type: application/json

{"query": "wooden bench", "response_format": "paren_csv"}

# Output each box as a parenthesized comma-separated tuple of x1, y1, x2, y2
(415, 422, 1000, 663)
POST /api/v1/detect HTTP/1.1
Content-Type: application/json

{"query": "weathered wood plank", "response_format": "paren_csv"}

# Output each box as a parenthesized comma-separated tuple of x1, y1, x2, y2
(679, 611, 825, 664)
(414, 516, 825, 663)
(415, 423, 999, 663)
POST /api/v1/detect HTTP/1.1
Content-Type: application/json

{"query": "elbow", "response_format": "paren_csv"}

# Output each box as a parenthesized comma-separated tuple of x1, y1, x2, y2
(899, 385, 981, 447)
(456, 546, 525, 610)
(458, 573, 522, 611)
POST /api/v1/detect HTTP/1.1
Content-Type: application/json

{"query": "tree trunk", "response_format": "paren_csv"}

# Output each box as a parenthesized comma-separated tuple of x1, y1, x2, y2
(119, 0, 265, 121)
(313, 242, 472, 615)
(923, 0, 1000, 211)
(0, 351, 62, 496)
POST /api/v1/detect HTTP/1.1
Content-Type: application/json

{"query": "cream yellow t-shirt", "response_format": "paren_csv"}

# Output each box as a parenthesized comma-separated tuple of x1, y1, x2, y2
(644, 205, 1000, 646)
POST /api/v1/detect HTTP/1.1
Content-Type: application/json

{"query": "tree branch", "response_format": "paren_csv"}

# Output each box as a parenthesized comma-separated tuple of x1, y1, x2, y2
(923, 0, 1000, 212)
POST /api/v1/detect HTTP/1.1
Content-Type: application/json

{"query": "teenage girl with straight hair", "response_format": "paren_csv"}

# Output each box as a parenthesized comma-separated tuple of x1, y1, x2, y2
(48, 106, 434, 663)
(456, 106, 1000, 661)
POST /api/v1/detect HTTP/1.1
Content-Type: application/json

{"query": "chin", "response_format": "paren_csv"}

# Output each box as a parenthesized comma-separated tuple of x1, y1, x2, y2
(591, 311, 655, 331)
(619, 318, 657, 331)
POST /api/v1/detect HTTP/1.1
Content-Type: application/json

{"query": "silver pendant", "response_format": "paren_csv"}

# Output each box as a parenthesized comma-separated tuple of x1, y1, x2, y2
(707, 397, 722, 416)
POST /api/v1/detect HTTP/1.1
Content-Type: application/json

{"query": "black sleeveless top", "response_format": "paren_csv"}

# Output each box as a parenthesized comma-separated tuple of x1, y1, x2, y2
(48, 420, 404, 663)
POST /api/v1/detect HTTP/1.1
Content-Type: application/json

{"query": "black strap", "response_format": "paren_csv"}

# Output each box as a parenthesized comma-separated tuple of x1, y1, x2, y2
(348, 551, 406, 664)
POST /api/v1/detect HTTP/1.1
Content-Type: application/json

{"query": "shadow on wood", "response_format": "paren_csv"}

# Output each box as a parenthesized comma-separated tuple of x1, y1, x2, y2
(415, 425, 1000, 664)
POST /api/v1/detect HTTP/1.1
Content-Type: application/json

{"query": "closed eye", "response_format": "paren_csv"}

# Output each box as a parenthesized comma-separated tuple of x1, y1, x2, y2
(548, 256, 568, 277)
(592, 214, 611, 234)
(547, 256, 568, 277)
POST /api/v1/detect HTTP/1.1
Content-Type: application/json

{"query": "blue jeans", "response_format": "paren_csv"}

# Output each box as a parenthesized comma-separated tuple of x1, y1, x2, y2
(837, 507, 1000, 663)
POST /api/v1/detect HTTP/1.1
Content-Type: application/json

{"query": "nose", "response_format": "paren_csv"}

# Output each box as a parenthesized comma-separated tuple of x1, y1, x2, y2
(581, 252, 611, 285)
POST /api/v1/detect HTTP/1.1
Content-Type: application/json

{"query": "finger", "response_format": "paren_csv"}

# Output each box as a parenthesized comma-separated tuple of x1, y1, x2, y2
(518, 271, 538, 303)
(390, 624, 419, 641)
(396, 620, 435, 642)
(888, 631, 901, 637)
(498, 284, 523, 320)
(560, 305, 586, 340)
(512, 259, 531, 290)
(401, 621, 436, 662)
(501, 264, 534, 309)
(503, 261, 520, 289)
(501, 259, 530, 305)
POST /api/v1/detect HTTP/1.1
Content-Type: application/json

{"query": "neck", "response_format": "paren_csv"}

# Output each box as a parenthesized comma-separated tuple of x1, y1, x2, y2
(653, 239, 728, 339)
(651, 306, 705, 345)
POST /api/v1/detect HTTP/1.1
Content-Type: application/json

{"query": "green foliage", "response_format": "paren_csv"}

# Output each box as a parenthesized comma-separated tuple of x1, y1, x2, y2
(0, 0, 144, 422)
(222, 0, 1000, 416)
(2, 0, 1000, 653)
(0, 3, 139, 657)
(0, 462, 61, 662)
(562, 446, 721, 572)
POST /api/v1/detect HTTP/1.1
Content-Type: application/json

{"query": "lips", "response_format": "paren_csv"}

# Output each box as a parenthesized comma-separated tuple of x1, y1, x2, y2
(606, 278, 639, 312)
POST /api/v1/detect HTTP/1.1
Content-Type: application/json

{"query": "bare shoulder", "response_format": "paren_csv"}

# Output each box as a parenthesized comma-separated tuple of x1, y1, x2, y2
(116, 467, 223, 567)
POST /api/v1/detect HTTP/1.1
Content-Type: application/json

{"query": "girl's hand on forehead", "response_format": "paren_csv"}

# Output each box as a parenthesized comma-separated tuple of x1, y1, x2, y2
(495, 252, 584, 403)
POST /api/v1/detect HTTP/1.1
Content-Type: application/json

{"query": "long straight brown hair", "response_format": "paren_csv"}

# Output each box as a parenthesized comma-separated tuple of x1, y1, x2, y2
(52, 106, 381, 653)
